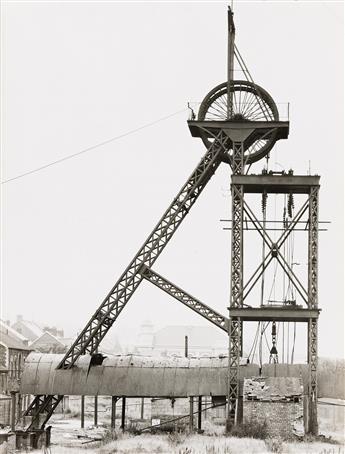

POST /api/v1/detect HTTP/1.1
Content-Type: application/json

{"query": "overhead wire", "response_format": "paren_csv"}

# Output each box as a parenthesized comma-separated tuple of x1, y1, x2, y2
(1, 108, 188, 184)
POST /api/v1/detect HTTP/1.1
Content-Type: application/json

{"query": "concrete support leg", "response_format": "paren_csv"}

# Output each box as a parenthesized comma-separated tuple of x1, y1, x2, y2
(94, 396, 98, 427)
(120, 397, 126, 432)
(111, 396, 117, 429)
(81, 396, 85, 429)
(197, 396, 202, 432)
(189, 397, 194, 432)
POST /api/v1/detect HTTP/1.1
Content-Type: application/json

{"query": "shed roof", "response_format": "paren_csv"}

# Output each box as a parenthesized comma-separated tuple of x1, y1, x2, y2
(0, 332, 32, 351)
(20, 353, 258, 397)
(244, 376, 303, 401)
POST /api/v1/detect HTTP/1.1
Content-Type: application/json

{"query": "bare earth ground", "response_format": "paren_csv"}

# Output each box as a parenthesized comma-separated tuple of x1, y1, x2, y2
(0, 400, 344, 454)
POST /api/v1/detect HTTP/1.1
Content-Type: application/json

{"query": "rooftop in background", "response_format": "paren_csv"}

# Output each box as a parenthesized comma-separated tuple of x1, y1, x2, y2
(12, 316, 44, 342)
(0, 331, 32, 351)
(0, 320, 29, 345)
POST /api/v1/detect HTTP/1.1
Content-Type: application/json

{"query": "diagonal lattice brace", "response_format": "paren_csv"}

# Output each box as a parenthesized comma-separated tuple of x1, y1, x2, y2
(23, 395, 63, 430)
(242, 198, 309, 300)
(238, 198, 310, 305)
(139, 264, 229, 332)
(24, 131, 231, 430)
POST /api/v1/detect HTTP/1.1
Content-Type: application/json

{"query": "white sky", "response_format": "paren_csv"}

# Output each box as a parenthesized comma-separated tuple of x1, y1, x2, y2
(1, 1, 344, 361)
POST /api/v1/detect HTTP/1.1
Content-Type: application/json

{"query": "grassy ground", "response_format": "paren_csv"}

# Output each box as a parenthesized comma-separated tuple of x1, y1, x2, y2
(0, 400, 343, 454)
(14, 431, 343, 454)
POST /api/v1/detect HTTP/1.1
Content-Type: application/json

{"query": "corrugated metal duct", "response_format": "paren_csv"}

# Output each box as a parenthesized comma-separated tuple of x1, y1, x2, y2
(20, 353, 260, 397)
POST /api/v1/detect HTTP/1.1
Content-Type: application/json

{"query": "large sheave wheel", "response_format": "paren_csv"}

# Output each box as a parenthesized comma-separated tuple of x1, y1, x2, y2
(198, 80, 279, 164)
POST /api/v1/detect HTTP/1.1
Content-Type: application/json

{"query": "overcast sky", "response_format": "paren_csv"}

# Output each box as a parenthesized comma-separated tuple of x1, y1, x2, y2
(1, 1, 344, 361)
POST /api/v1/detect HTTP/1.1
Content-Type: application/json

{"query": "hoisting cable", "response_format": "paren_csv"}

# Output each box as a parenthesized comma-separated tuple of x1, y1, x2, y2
(248, 322, 260, 363)
(291, 322, 296, 364)
(260, 190, 268, 306)
(234, 45, 271, 120)
(269, 321, 279, 364)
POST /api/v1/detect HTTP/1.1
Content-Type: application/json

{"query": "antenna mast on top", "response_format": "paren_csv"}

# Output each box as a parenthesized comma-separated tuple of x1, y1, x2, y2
(227, 6, 235, 119)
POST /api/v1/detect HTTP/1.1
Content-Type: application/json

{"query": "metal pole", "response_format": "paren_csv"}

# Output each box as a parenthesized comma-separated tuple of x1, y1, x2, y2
(120, 397, 126, 432)
(198, 396, 202, 431)
(184, 336, 188, 358)
(111, 396, 117, 429)
(189, 397, 194, 432)
(94, 396, 98, 427)
(81, 396, 85, 429)
(17, 393, 22, 426)
(140, 397, 144, 419)
(10, 392, 16, 431)
(227, 6, 235, 119)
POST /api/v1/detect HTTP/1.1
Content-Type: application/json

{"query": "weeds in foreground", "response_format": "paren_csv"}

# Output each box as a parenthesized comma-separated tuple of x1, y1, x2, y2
(318, 449, 344, 454)
(205, 446, 232, 453)
(302, 434, 340, 445)
(178, 449, 192, 454)
(101, 428, 120, 444)
(126, 421, 141, 435)
(228, 417, 268, 440)
(264, 437, 284, 453)
(167, 429, 187, 446)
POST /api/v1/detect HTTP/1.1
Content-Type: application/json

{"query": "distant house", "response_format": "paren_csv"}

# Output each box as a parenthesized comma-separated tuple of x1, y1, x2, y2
(29, 331, 69, 354)
(11, 315, 44, 342)
(0, 320, 33, 393)
(136, 322, 228, 357)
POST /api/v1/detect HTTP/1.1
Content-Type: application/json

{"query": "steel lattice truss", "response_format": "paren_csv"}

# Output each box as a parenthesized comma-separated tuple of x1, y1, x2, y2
(308, 186, 319, 433)
(309, 187, 319, 309)
(23, 131, 231, 430)
(228, 141, 244, 425)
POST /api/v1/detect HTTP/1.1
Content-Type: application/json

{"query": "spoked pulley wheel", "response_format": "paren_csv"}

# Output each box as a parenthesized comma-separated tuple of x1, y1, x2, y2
(198, 80, 279, 164)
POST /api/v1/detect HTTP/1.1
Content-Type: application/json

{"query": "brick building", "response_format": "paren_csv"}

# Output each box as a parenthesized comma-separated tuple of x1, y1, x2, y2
(243, 376, 304, 439)
(0, 321, 33, 426)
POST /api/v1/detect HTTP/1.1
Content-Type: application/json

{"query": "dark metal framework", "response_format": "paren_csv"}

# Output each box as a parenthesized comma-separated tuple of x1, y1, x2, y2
(226, 171, 320, 433)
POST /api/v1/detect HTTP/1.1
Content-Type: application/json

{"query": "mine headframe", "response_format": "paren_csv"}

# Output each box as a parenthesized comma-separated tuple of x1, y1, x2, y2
(22, 7, 320, 435)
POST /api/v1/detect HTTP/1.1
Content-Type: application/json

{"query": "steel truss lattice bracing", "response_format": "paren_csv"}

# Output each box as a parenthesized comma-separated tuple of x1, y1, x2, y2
(225, 172, 320, 434)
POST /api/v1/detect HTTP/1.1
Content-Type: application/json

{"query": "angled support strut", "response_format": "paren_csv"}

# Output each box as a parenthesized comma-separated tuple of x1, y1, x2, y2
(139, 264, 229, 332)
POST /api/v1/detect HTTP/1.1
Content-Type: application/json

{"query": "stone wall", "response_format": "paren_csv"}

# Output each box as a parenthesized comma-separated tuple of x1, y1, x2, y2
(243, 400, 304, 439)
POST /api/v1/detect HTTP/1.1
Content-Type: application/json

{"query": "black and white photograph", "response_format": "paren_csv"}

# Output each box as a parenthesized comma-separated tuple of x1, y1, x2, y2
(1, 1, 344, 452)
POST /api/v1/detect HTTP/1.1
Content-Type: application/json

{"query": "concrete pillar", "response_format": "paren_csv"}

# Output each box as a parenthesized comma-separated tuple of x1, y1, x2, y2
(111, 396, 117, 429)
(81, 396, 85, 429)
(94, 396, 98, 427)
(189, 397, 194, 432)
(120, 397, 126, 432)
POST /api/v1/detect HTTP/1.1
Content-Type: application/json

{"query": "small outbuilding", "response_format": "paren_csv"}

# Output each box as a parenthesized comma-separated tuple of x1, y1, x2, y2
(243, 376, 304, 439)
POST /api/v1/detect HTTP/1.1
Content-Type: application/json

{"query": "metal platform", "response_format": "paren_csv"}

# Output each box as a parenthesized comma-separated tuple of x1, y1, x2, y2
(229, 307, 320, 322)
(188, 120, 289, 141)
(232, 174, 320, 194)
